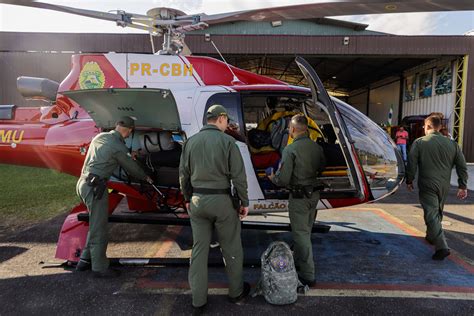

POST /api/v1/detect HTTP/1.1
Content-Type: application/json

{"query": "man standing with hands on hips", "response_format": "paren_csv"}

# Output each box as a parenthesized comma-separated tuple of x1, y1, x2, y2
(179, 104, 250, 315)
(406, 114, 468, 260)
(269, 114, 326, 287)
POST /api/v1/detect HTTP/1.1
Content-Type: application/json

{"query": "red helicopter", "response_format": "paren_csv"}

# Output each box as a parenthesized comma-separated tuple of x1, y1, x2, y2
(0, 1, 471, 264)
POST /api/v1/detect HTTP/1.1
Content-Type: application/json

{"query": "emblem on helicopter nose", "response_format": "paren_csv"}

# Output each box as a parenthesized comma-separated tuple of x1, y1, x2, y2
(79, 62, 105, 89)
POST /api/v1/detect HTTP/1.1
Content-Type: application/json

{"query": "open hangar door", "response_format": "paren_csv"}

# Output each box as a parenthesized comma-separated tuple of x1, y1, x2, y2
(216, 55, 434, 126)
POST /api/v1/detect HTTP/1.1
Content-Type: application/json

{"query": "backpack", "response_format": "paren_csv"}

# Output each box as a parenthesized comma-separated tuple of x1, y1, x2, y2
(253, 241, 303, 305)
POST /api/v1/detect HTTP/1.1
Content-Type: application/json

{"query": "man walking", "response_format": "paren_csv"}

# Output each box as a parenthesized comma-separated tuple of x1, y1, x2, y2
(395, 126, 409, 163)
(406, 115, 468, 260)
(76, 116, 152, 277)
(269, 114, 326, 286)
(179, 104, 250, 314)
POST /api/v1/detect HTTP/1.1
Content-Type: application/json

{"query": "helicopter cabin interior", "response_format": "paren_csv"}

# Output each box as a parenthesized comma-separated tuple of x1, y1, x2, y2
(64, 88, 358, 201)
(122, 91, 355, 200)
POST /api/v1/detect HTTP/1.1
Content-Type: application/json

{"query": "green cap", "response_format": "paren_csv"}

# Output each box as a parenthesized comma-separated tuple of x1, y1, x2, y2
(206, 104, 234, 121)
(116, 116, 135, 128)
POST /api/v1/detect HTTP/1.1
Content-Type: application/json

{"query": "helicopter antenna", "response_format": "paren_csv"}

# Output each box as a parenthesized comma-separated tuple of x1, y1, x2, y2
(149, 33, 156, 54)
(210, 41, 243, 85)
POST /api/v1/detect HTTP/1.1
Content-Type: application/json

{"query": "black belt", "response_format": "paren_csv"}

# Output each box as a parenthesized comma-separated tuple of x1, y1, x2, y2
(81, 173, 107, 181)
(193, 188, 231, 195)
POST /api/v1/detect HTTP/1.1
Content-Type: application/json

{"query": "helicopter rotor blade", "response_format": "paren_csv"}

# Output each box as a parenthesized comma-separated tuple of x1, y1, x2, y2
(198, 0, 474, 25)
(0, 0, 130, 23)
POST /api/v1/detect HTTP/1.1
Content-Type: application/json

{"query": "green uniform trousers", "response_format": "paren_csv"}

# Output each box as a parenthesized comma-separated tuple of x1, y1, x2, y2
(189, 194, 244, 307)
(419, 185, 449, 250)
(289, 191, 319, 281)
(76, 178, 110, 272)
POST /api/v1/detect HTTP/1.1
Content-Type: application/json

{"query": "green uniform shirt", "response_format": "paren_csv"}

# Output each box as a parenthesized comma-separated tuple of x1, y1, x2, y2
(81, 130, 147, 181)
(406, 131, 468, 189)
(272, 134, 326, 188)
(179, 124, 249, 207)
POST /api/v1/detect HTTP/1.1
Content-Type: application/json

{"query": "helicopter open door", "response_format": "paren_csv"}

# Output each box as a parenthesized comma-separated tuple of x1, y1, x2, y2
(63, 88, 181, 130)
(295, 57, 368, 202)
(64, 88, 185, 187)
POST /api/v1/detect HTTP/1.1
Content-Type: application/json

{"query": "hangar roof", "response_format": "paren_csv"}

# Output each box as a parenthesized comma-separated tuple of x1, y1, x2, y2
(189, 18, 384, 36)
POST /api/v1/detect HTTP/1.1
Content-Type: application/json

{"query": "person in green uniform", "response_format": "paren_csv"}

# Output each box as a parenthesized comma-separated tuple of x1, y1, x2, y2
(179, 104, 250, 314)
(269, 114, 326, 286)
(75, 116, 153, 277)
(406, 115, 468, 260)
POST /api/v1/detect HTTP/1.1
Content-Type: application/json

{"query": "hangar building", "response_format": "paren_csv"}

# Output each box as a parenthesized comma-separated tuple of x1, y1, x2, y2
(1, 18, 473, 159)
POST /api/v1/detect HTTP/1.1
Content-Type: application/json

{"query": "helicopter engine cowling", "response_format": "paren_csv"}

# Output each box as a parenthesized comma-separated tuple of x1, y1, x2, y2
(17, 76, 59, 103)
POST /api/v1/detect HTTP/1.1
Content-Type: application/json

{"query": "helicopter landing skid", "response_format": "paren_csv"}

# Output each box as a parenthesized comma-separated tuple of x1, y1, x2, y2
(76, 213, 331, 233)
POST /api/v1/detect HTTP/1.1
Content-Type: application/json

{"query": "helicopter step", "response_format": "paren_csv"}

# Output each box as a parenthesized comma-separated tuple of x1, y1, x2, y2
(40, 257, 261, 269)
(76, 212, 331, 233)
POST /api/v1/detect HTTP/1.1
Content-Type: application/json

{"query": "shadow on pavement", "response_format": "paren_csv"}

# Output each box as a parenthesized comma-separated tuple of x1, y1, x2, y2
(1, 228, 474, 315)
(0, 246, 28, 263)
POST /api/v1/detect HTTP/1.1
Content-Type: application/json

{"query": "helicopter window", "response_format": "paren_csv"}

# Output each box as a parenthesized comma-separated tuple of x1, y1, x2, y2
(334, 99, 404, 199)
(203, 93, 245, 142)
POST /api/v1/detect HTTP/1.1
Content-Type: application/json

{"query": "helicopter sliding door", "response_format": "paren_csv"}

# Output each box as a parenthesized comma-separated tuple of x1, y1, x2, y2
(194, 90, 265, 201)
(295, 57, 368, 203)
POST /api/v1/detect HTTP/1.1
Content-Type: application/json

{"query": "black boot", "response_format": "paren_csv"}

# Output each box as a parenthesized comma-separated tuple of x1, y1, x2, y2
(92, 268, 121, 278)
(75, 259, 91, 272)
(432, 249, 450, 260)
(228, 282, 251, 304)
(192, 304, 207, 316)
(299, 276, 316, 287)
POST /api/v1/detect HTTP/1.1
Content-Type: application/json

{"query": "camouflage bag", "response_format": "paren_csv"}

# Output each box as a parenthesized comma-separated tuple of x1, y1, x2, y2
(253, 241, 304, 305)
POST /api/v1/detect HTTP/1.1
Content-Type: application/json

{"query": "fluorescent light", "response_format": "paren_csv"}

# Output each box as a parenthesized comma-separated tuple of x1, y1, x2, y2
(271, 20, 282, 27)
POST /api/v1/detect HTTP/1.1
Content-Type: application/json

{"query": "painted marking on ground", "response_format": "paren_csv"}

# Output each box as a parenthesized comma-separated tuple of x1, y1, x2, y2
(359, 207, 474, 275)
(117, 287, 474, 301)
(120, 207, 474, 298)
(154, 226, 184, 258)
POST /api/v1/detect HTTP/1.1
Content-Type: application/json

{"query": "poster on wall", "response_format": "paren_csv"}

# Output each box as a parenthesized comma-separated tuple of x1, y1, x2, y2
(418, 70, 433, 98)
(435, 63, 453, 95)
(404, 75, 416, 101)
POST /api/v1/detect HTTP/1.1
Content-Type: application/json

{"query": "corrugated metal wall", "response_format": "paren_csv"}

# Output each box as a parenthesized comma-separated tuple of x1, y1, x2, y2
(0, 52, 73, 106)
(401, 58, 458, 133)
(402, 93, 456, 124)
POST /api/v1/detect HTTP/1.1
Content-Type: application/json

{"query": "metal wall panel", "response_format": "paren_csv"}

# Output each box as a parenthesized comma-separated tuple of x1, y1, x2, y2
(0, 52, 72, 106)
(189, 20, 381, 36)
(0, 32, 155, 53)
(402, 58, 458, 132)
(347, 92, 368, 114)
(402, 92, 456, 129)
(369, 81, 400, 126)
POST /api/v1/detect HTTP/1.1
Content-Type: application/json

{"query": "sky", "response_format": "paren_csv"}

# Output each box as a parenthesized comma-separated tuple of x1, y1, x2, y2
(0, 0, 473, 35)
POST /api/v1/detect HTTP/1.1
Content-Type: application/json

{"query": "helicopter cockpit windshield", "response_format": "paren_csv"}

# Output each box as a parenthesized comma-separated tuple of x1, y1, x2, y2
(334, 99, 405, 200)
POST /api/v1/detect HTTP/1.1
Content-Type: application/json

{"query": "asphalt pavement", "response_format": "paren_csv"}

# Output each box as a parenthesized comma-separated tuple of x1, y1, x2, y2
(0, 185, 473, 315)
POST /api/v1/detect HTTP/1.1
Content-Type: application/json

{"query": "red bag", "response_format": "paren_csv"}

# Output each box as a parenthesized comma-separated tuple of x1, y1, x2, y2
(251, 151, 280, 169)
